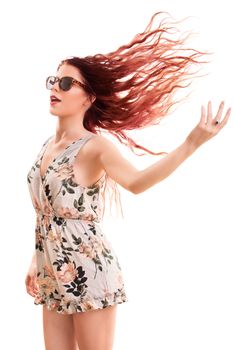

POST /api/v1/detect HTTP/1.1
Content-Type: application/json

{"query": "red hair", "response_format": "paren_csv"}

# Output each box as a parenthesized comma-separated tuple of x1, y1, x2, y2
(57, 11, 209, 216)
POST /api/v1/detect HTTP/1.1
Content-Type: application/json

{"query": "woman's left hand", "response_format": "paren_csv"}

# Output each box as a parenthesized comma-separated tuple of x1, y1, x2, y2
(186, 100, 231, 149)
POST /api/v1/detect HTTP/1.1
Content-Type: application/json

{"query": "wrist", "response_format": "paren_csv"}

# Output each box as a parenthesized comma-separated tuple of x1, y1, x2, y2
(183, 137, 199, 155)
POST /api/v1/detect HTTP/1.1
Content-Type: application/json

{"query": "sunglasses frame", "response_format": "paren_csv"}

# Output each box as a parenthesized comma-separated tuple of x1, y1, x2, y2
(46, 75, 88, 91)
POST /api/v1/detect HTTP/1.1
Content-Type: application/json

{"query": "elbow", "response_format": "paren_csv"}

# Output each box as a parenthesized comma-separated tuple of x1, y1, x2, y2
(132, 189, 141, 195)
(129, 178, 159, 194)
(127, 172, 148, 194)
(128, 181, 142, 195)
(128, 174, 145, 194)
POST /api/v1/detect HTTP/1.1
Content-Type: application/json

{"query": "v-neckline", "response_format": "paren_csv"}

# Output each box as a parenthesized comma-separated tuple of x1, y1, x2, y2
(39, 134, 92, 183)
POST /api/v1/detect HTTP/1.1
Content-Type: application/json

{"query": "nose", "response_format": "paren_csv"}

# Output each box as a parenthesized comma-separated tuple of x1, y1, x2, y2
(51, 77, 60, 92)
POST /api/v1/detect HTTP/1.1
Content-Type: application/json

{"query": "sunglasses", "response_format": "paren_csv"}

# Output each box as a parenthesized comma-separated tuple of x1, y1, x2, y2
(46, 75, 88, 92)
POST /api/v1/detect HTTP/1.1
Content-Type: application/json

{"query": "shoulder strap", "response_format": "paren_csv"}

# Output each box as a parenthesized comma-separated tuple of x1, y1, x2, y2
(42, 135, 53, 147)
(67, 134, 97, 160)
(35, 135, 53, 160)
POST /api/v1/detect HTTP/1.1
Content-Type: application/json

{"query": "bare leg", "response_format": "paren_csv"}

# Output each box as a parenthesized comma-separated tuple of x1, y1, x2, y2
(72, 304, 117, 350)
(42, 305, 79, 350)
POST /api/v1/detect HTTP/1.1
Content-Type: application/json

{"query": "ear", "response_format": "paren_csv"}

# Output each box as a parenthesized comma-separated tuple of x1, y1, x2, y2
(89, 94, 96, 104)
(83, 94, 96, 108)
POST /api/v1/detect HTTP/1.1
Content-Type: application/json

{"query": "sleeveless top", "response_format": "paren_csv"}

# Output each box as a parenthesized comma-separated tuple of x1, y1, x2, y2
(26, 134, 128, 314)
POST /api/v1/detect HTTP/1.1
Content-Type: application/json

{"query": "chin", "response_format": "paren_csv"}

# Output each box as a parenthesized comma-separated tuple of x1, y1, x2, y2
(49, 107, 62, 115)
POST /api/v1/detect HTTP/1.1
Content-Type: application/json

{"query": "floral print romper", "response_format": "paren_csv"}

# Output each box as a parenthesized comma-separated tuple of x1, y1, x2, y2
(27, 134, 128, 314)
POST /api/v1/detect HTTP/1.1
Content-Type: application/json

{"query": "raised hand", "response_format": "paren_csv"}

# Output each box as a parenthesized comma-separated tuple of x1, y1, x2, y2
(186, 101, 231, 149)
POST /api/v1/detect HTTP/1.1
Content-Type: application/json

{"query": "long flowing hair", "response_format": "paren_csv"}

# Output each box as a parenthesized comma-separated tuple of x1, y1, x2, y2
(57, 11, 209, 218)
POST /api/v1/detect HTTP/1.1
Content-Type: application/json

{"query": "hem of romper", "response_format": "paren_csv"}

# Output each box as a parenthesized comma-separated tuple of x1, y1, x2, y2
(34, 291, 129, 315)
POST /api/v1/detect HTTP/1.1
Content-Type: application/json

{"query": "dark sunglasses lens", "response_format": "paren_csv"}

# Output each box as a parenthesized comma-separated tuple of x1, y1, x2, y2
(46, 76, 56, 90)
(60, 77, 73, 91)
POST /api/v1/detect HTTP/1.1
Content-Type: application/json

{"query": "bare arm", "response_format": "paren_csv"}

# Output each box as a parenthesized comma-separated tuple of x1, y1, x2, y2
(127, 140, 196, 193)
(98, 101, 231, 194)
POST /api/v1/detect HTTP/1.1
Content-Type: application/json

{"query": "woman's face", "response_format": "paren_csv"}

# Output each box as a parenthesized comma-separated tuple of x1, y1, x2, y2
(49, 63, 94, 118)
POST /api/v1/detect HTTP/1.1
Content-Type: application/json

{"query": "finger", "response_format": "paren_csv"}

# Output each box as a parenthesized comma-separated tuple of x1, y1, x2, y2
(218, 107, 231, 130)
(200, 105, 206, 126)
(26, 277, 38, 296)
(213, 101, 225, 123)
(26, 285, 34, 296)
(207, 101, 212, 124)
(32, 277, 39, 293)
(27, 284, 37, 297)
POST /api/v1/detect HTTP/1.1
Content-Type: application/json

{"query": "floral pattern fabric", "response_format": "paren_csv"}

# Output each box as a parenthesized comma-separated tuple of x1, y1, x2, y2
(27, 134, 128, 314)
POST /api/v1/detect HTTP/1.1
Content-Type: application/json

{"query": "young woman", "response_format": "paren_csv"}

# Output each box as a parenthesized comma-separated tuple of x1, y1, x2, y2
(25, 12, 231, 350)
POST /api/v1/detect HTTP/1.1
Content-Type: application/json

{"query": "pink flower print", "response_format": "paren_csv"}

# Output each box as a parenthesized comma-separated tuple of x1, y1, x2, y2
(56, 207, 77, 219)
(42, 215, 51, 230)
(47, 226, 62, 243)
(49, 300, 60, 310)
(79, 213, 95, 221)
(79, 243, 96, 259)
(82, 300, 96, 311)
(57, 262, 77, 283)
(37, 276, 57, 296)
(90, 236, 103, 255)
(42, 203, 53, 217)
(43, 264, 56, 280)
(35, 231, 43, 245)
(55, 163, 74, 181)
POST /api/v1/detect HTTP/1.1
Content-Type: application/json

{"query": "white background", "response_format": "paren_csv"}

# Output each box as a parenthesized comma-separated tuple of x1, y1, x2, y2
(0, 0, 232, 349)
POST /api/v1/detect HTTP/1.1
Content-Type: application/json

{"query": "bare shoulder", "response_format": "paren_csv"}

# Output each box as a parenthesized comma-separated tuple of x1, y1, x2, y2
(86, 134, 119, 155)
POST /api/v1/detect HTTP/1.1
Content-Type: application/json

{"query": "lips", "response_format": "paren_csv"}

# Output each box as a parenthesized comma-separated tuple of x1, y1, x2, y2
(50, 95, 61, 102)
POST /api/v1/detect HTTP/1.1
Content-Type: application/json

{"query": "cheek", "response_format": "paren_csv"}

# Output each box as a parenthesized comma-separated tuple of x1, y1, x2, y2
(63, 94, 84, 111)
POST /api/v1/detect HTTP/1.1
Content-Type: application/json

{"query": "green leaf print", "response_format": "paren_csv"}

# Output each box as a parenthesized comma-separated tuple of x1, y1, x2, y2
(65, 187, 75, 194)
(67, 177, 78, 187)
(74, 199, 78, 209)
(78, 193, 84, 206)
(63, 180, 75, 194)
(71, 234, 82, 245)
(86, 187, 99, 196)
(104, 248, 111, 254)
(87, 190, 94, 196)
(58, 156, 69, 165)
(74, 197, 85, 212)
(77, 206, 85, 212)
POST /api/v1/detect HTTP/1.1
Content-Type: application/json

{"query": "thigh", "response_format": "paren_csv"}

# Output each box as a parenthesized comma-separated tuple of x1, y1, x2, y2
(42, 305, 78, 350)
(73, 305, 117, 350)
